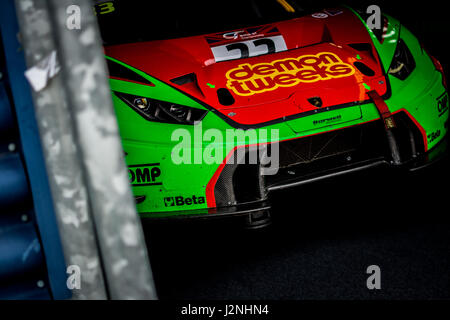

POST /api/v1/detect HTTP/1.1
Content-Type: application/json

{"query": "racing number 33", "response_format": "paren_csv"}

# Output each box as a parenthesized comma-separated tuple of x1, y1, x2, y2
(212, 36, 288, 62)
(227, 39, 275, 58)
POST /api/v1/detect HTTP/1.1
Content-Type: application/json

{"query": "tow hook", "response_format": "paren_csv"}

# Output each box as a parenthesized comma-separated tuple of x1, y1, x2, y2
(368, 90, 402, 165)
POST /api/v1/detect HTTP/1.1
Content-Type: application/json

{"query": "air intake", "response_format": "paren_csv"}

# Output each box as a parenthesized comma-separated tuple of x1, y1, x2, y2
(106, 58, 153, 85)
(353, 61, 375, 76)
(217, 88, 235, 106)
(170, 73, 204, 97)
(170, 73, 197, 85)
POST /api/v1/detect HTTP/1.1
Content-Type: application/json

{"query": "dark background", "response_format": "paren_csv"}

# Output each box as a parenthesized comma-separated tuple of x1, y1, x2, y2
(136, 1, 450, 299)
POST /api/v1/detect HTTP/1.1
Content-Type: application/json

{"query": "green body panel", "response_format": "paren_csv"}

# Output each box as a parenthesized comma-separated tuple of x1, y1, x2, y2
(349, 8, 448, 150)
(384, 25, 448, 150)
(346, 6, 401, 72)
(107, 11, 448, 217)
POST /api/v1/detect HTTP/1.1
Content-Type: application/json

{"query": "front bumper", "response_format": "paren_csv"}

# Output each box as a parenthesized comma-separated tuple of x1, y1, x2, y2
(269, 131, 448, 193)
(140, 111, 448, 221)
(139, 134, 447, 221)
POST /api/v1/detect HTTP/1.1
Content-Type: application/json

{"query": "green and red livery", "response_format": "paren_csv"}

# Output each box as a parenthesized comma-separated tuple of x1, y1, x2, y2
(104, 4, 448, 222)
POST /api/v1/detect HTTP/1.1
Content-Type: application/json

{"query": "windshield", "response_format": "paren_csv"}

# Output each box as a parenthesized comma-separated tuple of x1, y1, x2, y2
(97, 0, 338, 45)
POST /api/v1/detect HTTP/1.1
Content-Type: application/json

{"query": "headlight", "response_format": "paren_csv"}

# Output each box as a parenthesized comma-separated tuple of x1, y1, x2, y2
(388, 39, 416, 80)
(114, 91, 207, 125)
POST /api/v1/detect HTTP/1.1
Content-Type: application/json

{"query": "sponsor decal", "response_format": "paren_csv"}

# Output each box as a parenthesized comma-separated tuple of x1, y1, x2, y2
(313, 115, 342, 126)
(205, 25, 280, 45)
(206, 25, 287, 63)
(384, 117, 395, 129)
(164, 195, 206, 207)
(427, 130, 441, 144)
(128, 163, 162, 186)
(225, 52, 355, 96)
(437, 92, 448, 117)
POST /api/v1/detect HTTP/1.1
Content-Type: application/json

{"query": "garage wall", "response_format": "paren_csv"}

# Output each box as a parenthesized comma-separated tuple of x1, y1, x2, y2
(0, 0, 70, 300)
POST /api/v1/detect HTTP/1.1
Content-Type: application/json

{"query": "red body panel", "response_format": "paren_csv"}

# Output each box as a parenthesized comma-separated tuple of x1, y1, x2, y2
(106, 8, 387, 126)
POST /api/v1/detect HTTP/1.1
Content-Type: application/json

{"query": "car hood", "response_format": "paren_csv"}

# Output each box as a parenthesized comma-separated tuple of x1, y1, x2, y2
(105, 7, 388, 127)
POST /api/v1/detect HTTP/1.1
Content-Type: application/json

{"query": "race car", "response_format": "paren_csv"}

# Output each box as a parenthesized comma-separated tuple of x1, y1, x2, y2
(103, 1, 448, 227)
